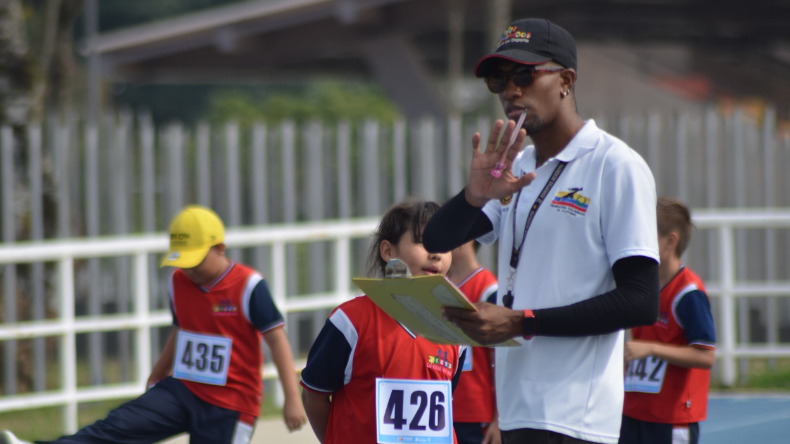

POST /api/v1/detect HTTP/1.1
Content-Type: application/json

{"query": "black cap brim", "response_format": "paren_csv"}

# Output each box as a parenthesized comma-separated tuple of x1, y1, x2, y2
(473, 49, 552, 78)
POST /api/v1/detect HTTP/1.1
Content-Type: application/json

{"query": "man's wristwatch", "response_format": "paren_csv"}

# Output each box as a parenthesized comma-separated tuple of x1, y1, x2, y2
(522, 309, 535, 340)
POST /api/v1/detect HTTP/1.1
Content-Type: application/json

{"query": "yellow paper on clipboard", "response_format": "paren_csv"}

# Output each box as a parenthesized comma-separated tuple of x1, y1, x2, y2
(353, 274, 520, 347)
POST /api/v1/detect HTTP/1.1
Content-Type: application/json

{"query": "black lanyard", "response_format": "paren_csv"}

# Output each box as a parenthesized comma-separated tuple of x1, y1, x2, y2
(502, 161, 567, 309)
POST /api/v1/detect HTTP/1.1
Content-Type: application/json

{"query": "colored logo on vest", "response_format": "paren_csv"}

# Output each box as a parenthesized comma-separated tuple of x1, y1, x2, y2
(500, 194, 512, 206)
(551, 187, 589, 216)
(497, 26, 531, 49)
(213, 299, 238, 316)
(655, 311, 669, 329)
(427, 349, 453, 376)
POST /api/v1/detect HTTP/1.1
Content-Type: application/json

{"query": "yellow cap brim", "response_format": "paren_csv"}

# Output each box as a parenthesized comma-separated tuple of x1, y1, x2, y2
(159, 246, 211, 269)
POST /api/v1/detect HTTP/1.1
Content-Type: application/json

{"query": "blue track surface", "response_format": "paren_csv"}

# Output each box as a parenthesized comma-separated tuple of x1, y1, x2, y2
(700, 395, 790, 444)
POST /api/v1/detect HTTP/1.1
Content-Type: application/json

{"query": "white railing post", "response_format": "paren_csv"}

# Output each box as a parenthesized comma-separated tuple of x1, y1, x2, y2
(271, 241, 287, 407)
(59, 257, 78, 433)
(719, 225, 737, 386)
(133, 252, 151, 389)
(334, 236, 351, 304)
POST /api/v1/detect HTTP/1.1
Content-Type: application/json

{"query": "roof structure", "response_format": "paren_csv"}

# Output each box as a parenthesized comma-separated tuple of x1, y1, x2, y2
(90, 0, 790, 118)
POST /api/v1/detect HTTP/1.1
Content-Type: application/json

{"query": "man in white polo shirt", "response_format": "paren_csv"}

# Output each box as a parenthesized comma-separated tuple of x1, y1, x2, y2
(424, 19, 660, 444)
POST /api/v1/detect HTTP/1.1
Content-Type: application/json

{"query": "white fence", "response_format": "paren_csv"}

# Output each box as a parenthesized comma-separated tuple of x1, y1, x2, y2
(3, 109, 790, 395)
(0, 211, 790, 434)
(0, 218, 378, 433)
(692, 209, 790, 386)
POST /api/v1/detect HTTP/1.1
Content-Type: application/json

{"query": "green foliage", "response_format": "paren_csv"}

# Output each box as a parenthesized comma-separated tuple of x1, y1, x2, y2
(748, 367, 790, 390)
(207, 82, 400, 124)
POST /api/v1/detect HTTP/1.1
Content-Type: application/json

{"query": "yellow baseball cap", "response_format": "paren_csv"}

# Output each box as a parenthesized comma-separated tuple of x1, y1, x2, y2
(160, 205, 225, 268)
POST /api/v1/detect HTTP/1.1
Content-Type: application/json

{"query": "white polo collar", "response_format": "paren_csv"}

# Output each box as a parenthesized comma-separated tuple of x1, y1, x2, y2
(536, 119, 600, 165)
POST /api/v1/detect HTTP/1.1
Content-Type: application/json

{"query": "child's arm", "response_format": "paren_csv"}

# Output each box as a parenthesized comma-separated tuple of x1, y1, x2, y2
(146, 327, 178, 387)
(263, 326, 307, 431)
(482, 413, 500, 444)
(302, 389, 332, 443)
(482, 347, 500, 444)
(625, 340, 715, 369)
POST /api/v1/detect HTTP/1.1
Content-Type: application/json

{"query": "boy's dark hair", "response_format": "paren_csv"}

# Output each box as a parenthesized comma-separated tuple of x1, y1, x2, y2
(366, 199, 441, 277)
(657, 196, 694, 258)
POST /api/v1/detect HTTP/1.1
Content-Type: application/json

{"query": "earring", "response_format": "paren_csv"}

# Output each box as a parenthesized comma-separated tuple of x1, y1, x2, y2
(561, 90, 569, 98)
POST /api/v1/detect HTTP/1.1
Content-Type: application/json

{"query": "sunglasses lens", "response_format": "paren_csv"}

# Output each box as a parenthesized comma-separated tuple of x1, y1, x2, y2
(512, 71, 535, 88)
(485, 69, 535, 93)
(485, 75, 507, 93)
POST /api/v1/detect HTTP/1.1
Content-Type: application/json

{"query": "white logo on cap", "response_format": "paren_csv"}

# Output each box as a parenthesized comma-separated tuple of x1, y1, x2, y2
(168, 252, 181, 261)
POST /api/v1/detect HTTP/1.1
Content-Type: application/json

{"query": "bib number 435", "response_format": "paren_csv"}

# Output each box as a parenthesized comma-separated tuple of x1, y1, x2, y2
(173, 331, 232, 386)
(376, 379, 452, 444)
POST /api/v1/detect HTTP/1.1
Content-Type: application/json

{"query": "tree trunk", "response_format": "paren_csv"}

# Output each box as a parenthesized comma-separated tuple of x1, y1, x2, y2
(0, 0, 33, 126)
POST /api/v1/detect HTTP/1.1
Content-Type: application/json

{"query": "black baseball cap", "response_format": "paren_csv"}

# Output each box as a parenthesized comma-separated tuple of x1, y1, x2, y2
(474, 19, 577, 78)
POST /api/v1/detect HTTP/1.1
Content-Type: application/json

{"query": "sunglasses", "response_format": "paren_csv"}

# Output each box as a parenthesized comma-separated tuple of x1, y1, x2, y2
(485, 66, 564, 94)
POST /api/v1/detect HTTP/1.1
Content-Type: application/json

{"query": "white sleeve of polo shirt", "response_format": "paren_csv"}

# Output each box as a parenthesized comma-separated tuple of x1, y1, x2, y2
(600, 149, 659, 266)
(478, 199, 501, 245)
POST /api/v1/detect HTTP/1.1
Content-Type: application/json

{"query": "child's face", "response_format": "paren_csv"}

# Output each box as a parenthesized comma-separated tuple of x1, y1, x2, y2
(181, 245, 226, 286)
(381, 230, 451, 277)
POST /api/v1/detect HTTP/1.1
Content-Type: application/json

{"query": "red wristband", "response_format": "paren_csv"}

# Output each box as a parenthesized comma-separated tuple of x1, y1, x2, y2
(522, 309, 535, 340)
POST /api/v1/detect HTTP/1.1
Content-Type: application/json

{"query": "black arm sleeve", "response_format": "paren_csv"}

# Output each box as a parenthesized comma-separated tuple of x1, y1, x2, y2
(423, 189, 494, 253)
(534, 256, 659, 336)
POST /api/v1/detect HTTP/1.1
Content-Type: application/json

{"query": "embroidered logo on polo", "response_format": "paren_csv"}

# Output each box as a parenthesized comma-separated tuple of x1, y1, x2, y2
(427, 349, 453, 376)
(213, 299, 238, 315)
(551, 188, 590, 216)
(497, 26, 531, 49)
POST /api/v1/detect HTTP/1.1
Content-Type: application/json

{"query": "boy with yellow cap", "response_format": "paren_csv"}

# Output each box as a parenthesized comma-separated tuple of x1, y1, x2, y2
(1, 205, 306, 444)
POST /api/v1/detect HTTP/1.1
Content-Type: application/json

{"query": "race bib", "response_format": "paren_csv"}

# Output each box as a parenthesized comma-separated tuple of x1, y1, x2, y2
(173, 330, 233, 386)
(375, 378, 453, 444)
(624, 356, 667, 393)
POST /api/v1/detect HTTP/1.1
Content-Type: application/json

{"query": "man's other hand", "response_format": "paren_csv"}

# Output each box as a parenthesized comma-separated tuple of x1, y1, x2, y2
(443, 302, 522, 345)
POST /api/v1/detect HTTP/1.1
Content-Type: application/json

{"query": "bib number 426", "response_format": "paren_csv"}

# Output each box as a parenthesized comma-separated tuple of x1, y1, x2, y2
(376, 379, 452, 444)
(383, 389, 445, 432)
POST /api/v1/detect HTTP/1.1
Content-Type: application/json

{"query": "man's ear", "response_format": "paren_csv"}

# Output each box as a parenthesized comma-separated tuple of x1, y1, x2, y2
(380, 240, 394, 263)
(213, 243, 227, 256)
(560, 68, 577, 92)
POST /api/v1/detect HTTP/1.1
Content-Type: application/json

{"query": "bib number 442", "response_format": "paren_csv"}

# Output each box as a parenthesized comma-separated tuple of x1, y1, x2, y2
(624, 356, 667, 394)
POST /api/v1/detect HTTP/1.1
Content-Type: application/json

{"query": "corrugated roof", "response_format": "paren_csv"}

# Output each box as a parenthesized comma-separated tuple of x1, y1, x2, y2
(90, 0, 332, 54)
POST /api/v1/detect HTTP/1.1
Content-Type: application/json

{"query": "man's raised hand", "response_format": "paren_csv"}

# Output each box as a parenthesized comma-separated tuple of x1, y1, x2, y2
(465, 119, 536, 207)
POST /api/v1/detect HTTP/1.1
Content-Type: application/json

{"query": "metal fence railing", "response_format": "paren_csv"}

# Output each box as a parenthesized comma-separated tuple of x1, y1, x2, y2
(3, 109, 790, 397)
(1, 211, 790, 434)
(692, 209, 790, 386)
(0, 218, 378, 433)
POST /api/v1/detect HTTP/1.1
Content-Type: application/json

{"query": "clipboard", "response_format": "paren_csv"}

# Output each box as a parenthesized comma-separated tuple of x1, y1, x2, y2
(353, 259, 520, 347)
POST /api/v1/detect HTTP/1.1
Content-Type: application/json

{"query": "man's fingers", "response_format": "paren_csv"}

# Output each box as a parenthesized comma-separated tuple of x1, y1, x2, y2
(514, 172, 536, 189)
(505, 129, 527, 162)
(443, 306, 479, 321)
(485, 120, 504, 154)
(497, 120, 517, 152)
(472, 132, 482, 156)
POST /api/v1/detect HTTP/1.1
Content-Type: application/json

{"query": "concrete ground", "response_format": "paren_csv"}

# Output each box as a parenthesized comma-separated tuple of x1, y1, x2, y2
(162, 418, 318, 444)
